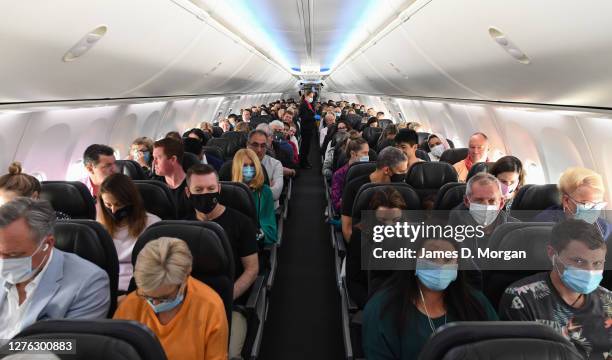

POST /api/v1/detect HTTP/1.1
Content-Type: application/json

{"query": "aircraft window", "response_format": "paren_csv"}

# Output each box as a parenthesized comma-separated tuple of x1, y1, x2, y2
(31, 172, 47, 182)
(524, 160, 546, 184)
(66, 159, 87, 181)
(492, 149, 505, 161)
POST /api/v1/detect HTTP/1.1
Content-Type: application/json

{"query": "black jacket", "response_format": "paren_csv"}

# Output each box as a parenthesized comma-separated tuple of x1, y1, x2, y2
(299, 98, 316, 131)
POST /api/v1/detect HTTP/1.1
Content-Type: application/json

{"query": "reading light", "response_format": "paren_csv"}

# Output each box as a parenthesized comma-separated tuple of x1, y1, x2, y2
(488, 27, 530, 65)
(63, 25, 108, 62)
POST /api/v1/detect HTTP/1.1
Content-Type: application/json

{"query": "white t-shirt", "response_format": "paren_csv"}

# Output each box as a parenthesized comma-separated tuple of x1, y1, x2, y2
(113, 213, 161, 291)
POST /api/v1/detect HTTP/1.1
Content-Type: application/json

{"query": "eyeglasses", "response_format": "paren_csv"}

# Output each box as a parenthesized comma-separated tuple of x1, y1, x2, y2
(565, 193, 607, 210)
(137, 284, 182, 303)
(248, 142, 267, 149)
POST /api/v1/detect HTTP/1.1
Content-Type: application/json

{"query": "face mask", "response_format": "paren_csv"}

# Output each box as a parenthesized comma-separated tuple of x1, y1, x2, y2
(500, 182, 518, 198)
(415, 258, 458, 291)
(335, 112, 341, 117)
(359, 155, 369, 162)
(390, 172, 406, 183)
(146, 285, 185, 314)
(554, 255, 603, 294)
(0, 240, 50, 284)
(469, 202, 499, 226)
(243, 165, 256, 183)
(109, 205, 132, 223)
(273, 131, 285, 141)
(572, 203, 605, 224)
(190, 192, 219, 214)
(430, 144, 444, 158)
(141, 151, 151, 164)
(307, 97, 313, 103)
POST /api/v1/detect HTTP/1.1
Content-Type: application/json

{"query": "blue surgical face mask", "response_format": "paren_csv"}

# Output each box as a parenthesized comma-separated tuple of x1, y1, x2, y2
(0, 240, 50, 284)
(359, 155, 369, 162)
(146, 284, 186, 314)
(554, 255, 603, 294)
(566, 195, 607, 224)
(243, 165, 256, 183)
(415, 258, 458, 291)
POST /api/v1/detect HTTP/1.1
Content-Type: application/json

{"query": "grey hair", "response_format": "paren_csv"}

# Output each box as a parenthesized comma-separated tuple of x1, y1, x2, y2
(465, 172, 502, 198)
(269, 120, 284, 130)
(376, 147, 407, 170)
(255, 123, 272, 137)
(0, 197, 56, 243)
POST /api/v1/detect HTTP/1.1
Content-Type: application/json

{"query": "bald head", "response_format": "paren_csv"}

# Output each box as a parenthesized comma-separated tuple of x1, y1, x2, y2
(468, 132, 489, 162)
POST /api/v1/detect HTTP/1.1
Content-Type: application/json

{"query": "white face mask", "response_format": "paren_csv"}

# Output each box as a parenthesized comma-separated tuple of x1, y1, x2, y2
(430, 144, 444, 158)
(0, 240, 50, 284)
(469, 202, 500, 226)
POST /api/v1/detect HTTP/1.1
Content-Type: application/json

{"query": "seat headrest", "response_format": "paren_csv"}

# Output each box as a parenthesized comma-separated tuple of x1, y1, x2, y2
(133, 180, 177, 220)
(416, 131, 430, 144)
(40, 181, 96, 219)
(352, 183, 421, 220)
(466, 161, 495, 181)
(446, 138, 455, 149)
(220, 131, 248, 148)
(487, 222, 554, 269)
(439, 148, 468, 165)
(207, 138, 232, 159)
(378, 119, 393, 129)
(181, 152, 201, 173)
(511, 184, 561, 216)
(345, 162, 377, 185)
(219, 181, 258, 226)
(406, 162, 458, 189)
(212, 126, 224, 138)
(434, 182, 466, 210)
(362, 127, 383, 146)
(419, 321, 583, 360)
(202, 146, 224, 161)
(346, 114, 363, 129)
(415, 149, 430, 162)
(115, 160, 146, 180)
(11, 319, 167, 360)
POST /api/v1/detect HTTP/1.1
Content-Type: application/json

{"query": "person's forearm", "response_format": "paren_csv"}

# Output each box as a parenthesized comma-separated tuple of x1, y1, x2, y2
(233, 268, 258, 300)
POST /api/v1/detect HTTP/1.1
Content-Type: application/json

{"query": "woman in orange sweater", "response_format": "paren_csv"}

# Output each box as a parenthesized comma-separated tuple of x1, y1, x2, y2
(114, 237, 228, 360)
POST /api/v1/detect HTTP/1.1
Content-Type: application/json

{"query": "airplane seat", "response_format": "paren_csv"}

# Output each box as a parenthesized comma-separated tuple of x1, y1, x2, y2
(132, 180, 177, 220)
(346, 114, 363, 130)
(434, 182, 467, 210)
(362, 127, 383, 149)
(510, 184, 561, 221)
(114, 160, 147, 180)
(466, 161, 495, 181)
(345, 162, 377, 186)
(418, 141, 430, 152)
(378, 119, 393, 129)
(446, 138, 455, 149)
(181, 151, 201, 173)
(352, 183, 422, 223)
(483, 222, 554, 307)
(415, 149, 430, 162)
(334, 149, 378, 171)
(417, 131, 430, 145)
(202, 145, 224, 161)
(418, 321, 583, 360)
(207, 138, 233, 160)
(406, 162, 458, 209)
(130, 221, 235, 324)
(5, 320, 167, 360)
(212, 126, 224, 138)
(54, 220, 119, 316)
(40, 181, 96, 219)
(218, 160, 270, 185)
(221, 130, 248, 154)
(439, 148, 468, 165)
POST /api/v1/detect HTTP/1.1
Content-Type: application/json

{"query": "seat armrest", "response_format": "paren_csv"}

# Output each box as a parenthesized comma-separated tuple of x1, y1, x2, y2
(246, 275, 266, 310)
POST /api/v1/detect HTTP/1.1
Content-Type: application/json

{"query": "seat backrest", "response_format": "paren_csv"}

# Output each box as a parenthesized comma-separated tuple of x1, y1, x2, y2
(132, 221, 234, 323)
(40, 181, 96, 219)
(346, 114, 363, 129)
(406, 162, 458, 209)
(212, 126, 224, 138)
(220, 131, 248, 154)
(54, 220, 119, 316)
(418, 321, 583, 360)
(115, 160, 147, 181)
(207, 138, 232, 160)
(345, 161, 377, 185)
(446, 138, 455, 149)
(466, 161, 495, 181)
(181, 152, 201, 173)
(133, 180, 177, 220)
(415, 149, 430, 162)
(202, 145, 224, 161)
(352, 183, 421, 222)
(416, 131, 430, 144)
(362, 127, 383, 149)
(434, 182, 466, 210)
(439, 148, 468, 165)
(10, 319, 167, 360)
(510, 184, 561, 221)
(219, 181, 258, 226)
(378, 119, 393, 129)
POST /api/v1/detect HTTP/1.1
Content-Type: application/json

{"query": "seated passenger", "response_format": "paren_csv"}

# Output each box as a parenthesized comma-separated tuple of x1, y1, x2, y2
(363, 235, 498, 360)
(97, 173, 160, 292)
(376, 111, 385, 120)
(499, 219, 610, 359)
(453, 132, 489, 182)
(247, 129, 283, 208)
(241, 109, 252, 124)
(113, 237, 228, 360)
(331, 138, 369, 213)
(268, 121, 298, 176)
(489, 155, 525, 210)
(534, 167, 610, 240)
(199, 122, 214, 137)
(394, 129, 424, 170)
(366, 117, 379, 129)
(323, 130, 350, 180)
(127, 136, 154, 178)
(235, 121, 250, 133)
(341, 147, 408, 241)
(81, 144, 117, 198)
(184, 164, 258, 358)
(0, 162, 69, 219)
(165, 131, 183, 143)
(0, 198, 110, 339)
(232, 149, 278, 245)
(407, 121, 422, 132)
(219, 118, 232, 133)
(183, 137, 223, 171)
(376, 124, 398, 152)
(426, 133, 451, 161)
(283, 122, 300, 164)
(319, 113, 336, 148)
(152, 138, 192, 219)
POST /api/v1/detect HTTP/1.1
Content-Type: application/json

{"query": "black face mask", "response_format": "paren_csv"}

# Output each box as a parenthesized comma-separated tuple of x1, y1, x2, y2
(390, 172, 406, 183)
(273, 131, 285, 142)
(190, 192, 219, 214)
(109, 205, 132, 223)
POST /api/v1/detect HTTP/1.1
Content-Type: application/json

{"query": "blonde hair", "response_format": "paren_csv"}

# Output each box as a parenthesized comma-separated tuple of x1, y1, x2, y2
(558, 167, 605, 196)
(199, 122, 213, 133)
(235, 122, 250, 133)
(0, 162, 41, 197)
(134, 237, 193, 293)
(232, 149, 264, 190)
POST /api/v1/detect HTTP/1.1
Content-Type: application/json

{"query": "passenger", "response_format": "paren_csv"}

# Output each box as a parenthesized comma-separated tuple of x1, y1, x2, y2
(267, 121, 298, 176)
(331, 138, 369, 213)
(113, 237, 228, 360)
(366, 117, 379, 129)
(323, 131, 350, 180)
(394, 129, 424, 170)
(426, 133, 450, 161)
(232, 149, 278, 245)
(152, 138, 192, 219)
(199, 122, 214, 137)
(376, 111, 385, 120)
(534, 167, 610, 240)
(488, 156, 525, 210)
(0, 198, 110, 339)
(0, 162, 70, 219)
(82, 144, 117, 198)
(219, 118, 231, 133)
(227, 114, 239, 130)
(183, 137, 223, 171)
(363, 236, 498, 360)
(241, 108, 252, 124)
(96, 173, 161, 292)
(341, 147, 408, 241)
(184, 128, 209, 145)
(235, 121, 250, 133)
(376, 124, 398, 152)
(407, 121, 422, 132)
(299, 91, 317, 169)
(453, 132, 489, 182)
(319, 113, 336, 148)
(283, 122, 300, 164)
(165, 131, 183, 143)
(499, 219, 610, 359)
(247, 129, 284, 208)
(127, 137, 154, 177)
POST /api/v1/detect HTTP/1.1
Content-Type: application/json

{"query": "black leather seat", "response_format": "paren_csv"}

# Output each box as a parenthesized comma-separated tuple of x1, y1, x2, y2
(131, 221, 234, 323)
(446, 138, 455, 149)
(434, 182, 466, 210)
(345, 114, 363, 130)
(378, 119, 393, 129)
(510, 184, 561, 221)
(417, 131, 430, 145)
(219, 181, 258, 226)
(202, 145, 224, 161)
(345, 161, 377, 185)
(419, 321, 583, 360)
(439, 148, 468, 165)
(133, 180, 177, 220)
(362, 127, 383, 149)
(54, 220, 119, 316)
(212, 126, 224, 138)
(40, 181, 96, 219)
(415, 149, 430, 162)
(207, 138, 233, 160)
(115, 160, 147, 180)
(466, 161, 495, 181)
(5, 319, 167, 360)
(406, 162, 458, 209)
(221, 131, 248, 158)
(181, 151, 201, 173)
